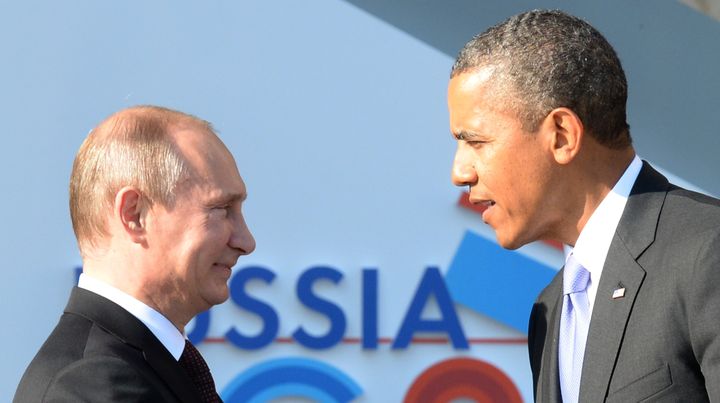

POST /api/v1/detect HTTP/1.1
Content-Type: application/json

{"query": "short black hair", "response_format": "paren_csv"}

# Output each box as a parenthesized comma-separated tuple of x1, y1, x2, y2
(452, 9, 631, 148)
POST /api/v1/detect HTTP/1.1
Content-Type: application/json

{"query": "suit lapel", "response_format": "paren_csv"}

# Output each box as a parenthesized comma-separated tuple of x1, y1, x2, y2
(66, 288, 202, 403)
(579, 242, 645, 401)
(578, 162, 669, 402)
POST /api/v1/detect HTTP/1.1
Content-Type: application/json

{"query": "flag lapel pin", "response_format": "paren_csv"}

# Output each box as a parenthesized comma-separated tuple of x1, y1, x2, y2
(612, 285, 626, 299)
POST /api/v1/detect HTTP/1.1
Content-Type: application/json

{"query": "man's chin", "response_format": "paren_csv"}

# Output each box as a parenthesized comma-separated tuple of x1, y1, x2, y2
(214, 289, 230, 305)
(494, 231, 525, 250)
(202, 287, 230, 308)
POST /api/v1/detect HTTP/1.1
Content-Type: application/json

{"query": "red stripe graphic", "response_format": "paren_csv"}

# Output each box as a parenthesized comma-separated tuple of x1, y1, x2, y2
(202, 337, 527, 345)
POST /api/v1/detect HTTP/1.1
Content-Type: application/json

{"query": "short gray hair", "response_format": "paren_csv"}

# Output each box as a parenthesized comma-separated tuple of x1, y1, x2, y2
(452, 10, 631, 149)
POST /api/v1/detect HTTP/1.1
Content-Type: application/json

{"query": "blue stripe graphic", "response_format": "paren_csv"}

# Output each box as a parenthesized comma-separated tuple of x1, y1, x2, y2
(445, 230, 557, 333)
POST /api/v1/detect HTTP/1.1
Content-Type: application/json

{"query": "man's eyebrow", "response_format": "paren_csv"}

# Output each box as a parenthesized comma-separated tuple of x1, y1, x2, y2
(454, 130, 482, 141)
(208, 192, 247, 205)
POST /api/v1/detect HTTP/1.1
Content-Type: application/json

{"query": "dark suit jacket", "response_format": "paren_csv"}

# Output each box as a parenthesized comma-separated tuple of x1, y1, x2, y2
(529, 162, 720, 402)
(14, 287, 204, 403)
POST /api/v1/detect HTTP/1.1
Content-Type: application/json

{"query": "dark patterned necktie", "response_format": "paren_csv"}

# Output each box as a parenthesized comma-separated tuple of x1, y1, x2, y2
(178, 339, 222, 403)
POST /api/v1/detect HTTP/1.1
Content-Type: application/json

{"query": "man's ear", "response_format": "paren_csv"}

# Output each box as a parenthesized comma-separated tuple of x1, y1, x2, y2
(541, 107, 584, 165)
(114, 186, 146, 244)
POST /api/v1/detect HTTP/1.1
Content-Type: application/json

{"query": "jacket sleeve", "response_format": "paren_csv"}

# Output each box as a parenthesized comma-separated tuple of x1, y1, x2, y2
(688, 230, 720, 401)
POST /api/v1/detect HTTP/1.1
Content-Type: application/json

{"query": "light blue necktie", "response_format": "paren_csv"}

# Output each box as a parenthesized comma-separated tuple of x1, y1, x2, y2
(559, 254, 591, 403)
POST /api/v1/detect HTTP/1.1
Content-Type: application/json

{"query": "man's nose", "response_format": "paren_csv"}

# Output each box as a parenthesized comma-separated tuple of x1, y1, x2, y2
(230, 215, 256, 255)
(451, 145, 477, 187)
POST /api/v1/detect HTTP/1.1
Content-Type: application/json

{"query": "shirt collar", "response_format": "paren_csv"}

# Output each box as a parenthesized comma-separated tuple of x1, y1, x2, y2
(78, 273, 186, 360)
(566, 155, 643, 285)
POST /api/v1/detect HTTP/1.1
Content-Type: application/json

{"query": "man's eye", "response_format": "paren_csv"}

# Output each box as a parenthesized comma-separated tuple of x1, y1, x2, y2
(214, 205, 232, 215)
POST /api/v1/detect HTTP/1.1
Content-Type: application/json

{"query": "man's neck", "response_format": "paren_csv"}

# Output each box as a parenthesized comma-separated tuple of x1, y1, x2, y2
(563, 146, 636, 247)
(81, 257, 190, 332)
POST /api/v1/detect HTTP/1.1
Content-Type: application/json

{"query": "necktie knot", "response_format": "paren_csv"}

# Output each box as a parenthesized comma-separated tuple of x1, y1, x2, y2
(563, 255, 590, 295)
(179, 339, 222, 403)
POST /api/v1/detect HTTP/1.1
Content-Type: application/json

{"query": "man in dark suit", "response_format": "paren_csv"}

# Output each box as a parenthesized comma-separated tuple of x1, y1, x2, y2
(14, 106, 256, 402)
(448, 10, 720, 403)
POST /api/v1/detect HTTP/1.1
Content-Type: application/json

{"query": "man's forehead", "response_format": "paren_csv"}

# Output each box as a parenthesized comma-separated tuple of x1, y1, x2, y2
(449, 68, 497, 126)
(179, 172, 246, 204)
(172, 125, 236, 167)
(448, 69, 527, 139)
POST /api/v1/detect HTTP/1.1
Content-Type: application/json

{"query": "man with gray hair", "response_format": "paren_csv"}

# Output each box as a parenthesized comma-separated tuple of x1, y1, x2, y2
(15, 106, 255, 402)
(448, 10, 720, 402)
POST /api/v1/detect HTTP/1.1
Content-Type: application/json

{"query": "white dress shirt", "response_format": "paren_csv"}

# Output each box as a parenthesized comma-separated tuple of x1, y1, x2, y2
(78, 273, 186, 360)
(564, 155, 643, 316)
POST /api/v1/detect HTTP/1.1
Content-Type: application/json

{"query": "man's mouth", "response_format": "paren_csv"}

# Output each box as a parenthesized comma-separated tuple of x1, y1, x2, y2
(480, 201, 496, 223)
(468, 198, 496, 224)
(472, 199, 496, 213)
(212, 263, 233, 275)
(480, 200, 496, 208)
(215, 258, 239, 269)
